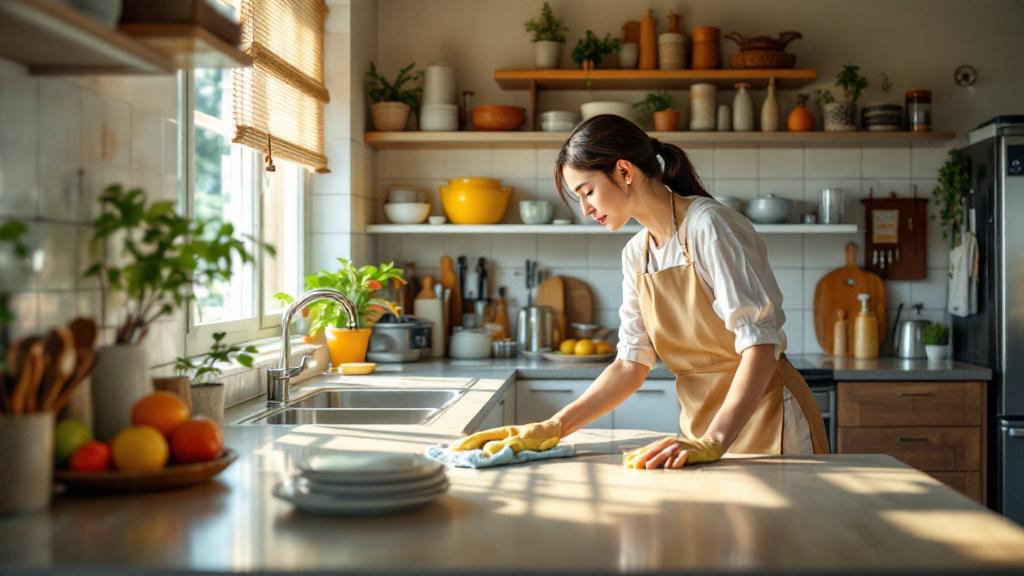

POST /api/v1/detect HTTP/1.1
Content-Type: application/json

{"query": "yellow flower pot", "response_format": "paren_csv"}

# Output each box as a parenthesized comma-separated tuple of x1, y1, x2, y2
(325, 327, 372, 367)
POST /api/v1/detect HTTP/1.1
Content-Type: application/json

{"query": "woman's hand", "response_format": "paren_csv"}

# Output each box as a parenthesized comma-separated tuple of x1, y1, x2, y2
(623, 436, 724, 470)
(451, 419, 562, 454)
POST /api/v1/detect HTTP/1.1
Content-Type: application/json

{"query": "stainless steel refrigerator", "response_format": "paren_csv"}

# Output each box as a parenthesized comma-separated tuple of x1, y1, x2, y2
(954, 116, 1024, 522)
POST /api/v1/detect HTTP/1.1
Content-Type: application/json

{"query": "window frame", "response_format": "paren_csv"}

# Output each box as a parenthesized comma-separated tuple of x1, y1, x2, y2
(181, 70, 307, 355)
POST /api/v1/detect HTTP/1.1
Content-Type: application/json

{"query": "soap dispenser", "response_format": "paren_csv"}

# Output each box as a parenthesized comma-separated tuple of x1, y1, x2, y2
(853, 293, 879, 359)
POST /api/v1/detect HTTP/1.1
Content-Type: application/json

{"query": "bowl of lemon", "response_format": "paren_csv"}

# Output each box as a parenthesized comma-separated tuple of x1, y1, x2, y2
(542, 338, 615, 363)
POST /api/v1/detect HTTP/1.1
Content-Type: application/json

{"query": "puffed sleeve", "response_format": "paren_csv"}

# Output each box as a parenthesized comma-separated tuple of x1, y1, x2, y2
(616, 238, 659, 368)
(692, 209, 787, 358)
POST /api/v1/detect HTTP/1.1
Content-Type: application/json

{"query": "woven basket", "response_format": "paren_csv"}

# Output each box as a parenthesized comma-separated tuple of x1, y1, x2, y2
(371, 102, 411, 131)
(729, 50, 796, 70)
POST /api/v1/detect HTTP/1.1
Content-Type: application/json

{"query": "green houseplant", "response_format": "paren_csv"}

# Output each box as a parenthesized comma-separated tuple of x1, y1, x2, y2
(275, 258, 405, 366)
(366, 61, 423, 132)
(818, 65, 869, 131)
(933, 149, 971, 248)
(166, 332, 259, 421)
(84, 183, 273, 439)
(571, 30, 620, 71)
(0, 219, 29, 359)
(524, 2, 567, 69)
(922, 323, 950, 362)
(634, 91, 678, 131)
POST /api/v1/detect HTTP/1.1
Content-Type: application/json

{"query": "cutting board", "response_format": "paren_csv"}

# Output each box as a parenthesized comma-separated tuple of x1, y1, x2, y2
(562, 276, 594, 327)
(439, 256, 460, 330)
(813, 243, 887, 353)
(535, 276, 566, 344)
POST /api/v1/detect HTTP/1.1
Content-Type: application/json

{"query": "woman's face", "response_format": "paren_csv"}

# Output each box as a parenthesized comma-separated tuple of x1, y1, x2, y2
(560, 163, 632, 230)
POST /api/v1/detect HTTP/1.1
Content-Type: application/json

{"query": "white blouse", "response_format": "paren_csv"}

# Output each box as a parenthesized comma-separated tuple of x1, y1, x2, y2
(616, 196, 788, 368)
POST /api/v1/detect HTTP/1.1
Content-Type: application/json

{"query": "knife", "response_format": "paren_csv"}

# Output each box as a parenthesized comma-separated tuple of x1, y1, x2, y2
(457, 255, 467, 310)
(477, 257, 488, 301)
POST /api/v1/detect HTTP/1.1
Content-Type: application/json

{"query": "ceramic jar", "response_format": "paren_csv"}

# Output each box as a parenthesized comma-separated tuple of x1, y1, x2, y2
(618, 42, 638, 69)
(717, 104, 732, 131)
(732, 82, 754, 131)
(824, 101, 857, 131)
(689, 83, 717, 131)
(691, 27, 720, 69)
(658, 33, 685, 70)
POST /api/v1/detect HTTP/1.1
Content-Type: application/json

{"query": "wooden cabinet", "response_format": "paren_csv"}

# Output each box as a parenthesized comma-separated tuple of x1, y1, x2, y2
(613, 380, 679, 433)
(837, 381, 987, 503)
(478, 385, 515, 430)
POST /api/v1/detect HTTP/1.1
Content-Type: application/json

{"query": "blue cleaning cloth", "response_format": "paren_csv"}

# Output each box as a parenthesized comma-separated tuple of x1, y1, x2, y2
(425, 443, 575, 469)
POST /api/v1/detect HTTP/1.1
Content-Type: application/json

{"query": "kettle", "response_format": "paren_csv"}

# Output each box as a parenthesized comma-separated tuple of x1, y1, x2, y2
(894, 304, 930, 359)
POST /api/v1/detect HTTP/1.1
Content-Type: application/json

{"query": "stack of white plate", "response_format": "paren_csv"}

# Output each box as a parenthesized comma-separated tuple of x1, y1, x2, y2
(422, 64, 456, 105)
(420, 104, 458, 131)
(273, 451, 449, 516)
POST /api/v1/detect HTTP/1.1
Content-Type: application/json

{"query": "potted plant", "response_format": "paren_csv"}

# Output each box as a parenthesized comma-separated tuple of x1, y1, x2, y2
(933, 149, 971, 249)
(172, 332, 258, 422)
(276, 259, 405, 367)
(0, 219, 29, 352)
(524, 2, 567, 69)
(84, 184, 273, 440)
(366, 62, 422, 132)
(923, 323, 950, 362)
(787, 93, 814, 132)
(634, 90, 678, 132)
(816, 65, 868, 131)
(862, 73, 903, 131)
(571, 30, 621, 71)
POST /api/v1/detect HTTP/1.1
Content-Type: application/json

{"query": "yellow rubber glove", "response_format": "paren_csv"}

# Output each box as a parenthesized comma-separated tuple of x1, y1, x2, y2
(623, 436, 725, 469)
(452, 419, 561, 454)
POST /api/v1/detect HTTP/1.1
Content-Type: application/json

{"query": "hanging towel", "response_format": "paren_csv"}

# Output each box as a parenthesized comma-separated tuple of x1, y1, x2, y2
(948, 231, 978, 318)
(425, 443, 575, 469)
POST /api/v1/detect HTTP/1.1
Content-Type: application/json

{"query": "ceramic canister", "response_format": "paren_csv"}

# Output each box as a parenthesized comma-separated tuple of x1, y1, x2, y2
(690, 83, 717, 131)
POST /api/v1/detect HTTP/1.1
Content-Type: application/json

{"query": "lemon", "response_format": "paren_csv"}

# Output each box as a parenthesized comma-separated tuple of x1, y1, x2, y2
(111, 426, 169, 471)
(574, 338, 595, 356)
(595, 340, 614, 354)
(559, 339, 577, 355)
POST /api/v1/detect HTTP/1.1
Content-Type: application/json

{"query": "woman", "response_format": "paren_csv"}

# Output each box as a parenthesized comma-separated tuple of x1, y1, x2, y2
(455, 114, 829, 469)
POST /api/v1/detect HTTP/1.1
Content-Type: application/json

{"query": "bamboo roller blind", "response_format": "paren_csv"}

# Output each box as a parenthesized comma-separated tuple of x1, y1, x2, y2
(233, 0, 330, 172)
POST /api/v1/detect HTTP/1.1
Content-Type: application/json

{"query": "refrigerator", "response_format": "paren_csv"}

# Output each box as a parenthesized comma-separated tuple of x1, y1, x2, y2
(954, 116, 1024, 522)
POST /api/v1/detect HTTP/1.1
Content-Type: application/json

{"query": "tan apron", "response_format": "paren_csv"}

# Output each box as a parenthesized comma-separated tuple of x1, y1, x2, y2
(636, 195, 830, 455)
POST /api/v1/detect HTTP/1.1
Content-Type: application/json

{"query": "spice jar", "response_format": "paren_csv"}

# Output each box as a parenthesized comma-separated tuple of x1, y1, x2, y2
(905, 89, 931, 132)
(691, 27, 720, 70)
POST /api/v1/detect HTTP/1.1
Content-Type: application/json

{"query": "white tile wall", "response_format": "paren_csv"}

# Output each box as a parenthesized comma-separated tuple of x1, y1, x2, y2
(369, 143, 953, 354)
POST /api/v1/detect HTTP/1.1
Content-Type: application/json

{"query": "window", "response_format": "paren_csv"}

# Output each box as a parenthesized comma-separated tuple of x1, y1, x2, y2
(185, 68, 305, 353)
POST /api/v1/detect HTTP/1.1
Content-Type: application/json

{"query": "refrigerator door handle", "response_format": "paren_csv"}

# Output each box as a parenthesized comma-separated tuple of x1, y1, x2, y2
(1009, 427, 1024, 438)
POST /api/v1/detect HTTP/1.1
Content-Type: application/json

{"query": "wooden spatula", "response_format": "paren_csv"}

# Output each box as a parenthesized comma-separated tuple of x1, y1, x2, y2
(535, 275, 567, 344)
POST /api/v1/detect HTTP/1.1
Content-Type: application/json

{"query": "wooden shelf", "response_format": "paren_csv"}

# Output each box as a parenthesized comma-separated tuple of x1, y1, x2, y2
(0, 0, 175, 75)
(366, 223, 859, 235)
(494, 68, 818, 90)
(365, 130, 957, 149)
(120, 24, 252, 69)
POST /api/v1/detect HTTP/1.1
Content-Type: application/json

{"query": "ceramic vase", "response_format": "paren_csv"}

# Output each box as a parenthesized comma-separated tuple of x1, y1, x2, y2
(91, 344, 151, 441)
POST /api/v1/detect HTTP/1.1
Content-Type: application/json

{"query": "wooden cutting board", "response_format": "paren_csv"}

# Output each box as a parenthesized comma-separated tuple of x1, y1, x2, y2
(562, 276, 594, 327)
(813, 243, 887, 353)
(535, 276, 566, 344)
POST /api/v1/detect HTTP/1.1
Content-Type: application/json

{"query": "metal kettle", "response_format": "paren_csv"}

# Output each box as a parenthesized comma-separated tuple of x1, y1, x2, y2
(894, 304, 930, 359)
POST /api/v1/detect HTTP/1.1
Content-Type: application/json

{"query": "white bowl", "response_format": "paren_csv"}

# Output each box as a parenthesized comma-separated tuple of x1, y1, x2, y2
(449, 329, 492, 359)
(745, 194, 793, 224)
(384, 202, 431, 224)
(387, 187, 423, 204)
(541, 120, 577, 132)
(715, 195, 746, 213)
(420, 104, 458, 131)
(540, 110, 579, 123)
(428, 215, 447, 225)
(519, 200, 553, 224)
(581, 101, 639, 124)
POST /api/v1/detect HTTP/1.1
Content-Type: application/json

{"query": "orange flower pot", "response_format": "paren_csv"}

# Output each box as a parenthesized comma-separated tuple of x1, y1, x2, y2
(325, 327, 372, 367)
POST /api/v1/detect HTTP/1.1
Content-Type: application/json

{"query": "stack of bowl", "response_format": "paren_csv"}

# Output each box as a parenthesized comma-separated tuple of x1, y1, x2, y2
(384, 186, 430, 224)
(580, 101, 640, 124)
(440, 177, 511, 224)
(540, 110, 579, 132)
(421, 64, 457, 131)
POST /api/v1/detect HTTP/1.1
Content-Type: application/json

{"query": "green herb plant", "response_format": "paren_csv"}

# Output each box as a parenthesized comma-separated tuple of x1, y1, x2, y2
(174, 332, 258, 385)
(634, 90, 673, 121)
(275, 258, 405, 336)
(84, 184, 275, 345)
(932, 149, 971, 248)
(570, 30, 620, 69)
(879, 72, 893, 96)
(366, 62, 423, 110)
(815, 65, 869, 106)
(524, 2, 567, 43)
(922, 323, 949, 346)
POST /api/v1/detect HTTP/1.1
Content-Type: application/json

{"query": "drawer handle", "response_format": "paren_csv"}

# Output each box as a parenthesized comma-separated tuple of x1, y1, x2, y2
(897, 436, 930, 443)
(896, 392, 935, 398)
(530, 388, 573, 393)
(636, 389, 665, 395)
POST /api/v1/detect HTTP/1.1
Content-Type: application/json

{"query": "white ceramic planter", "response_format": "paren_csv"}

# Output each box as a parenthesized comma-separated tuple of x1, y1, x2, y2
(925, 344, 950, 362)
(91, 344, 151, 441)
(533, 41, 561, 69)
(618, 43, 638, 69)
(824, 101, 857, 132)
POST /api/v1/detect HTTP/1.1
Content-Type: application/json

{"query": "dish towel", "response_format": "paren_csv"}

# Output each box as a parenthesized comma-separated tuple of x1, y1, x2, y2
(948, 231, 979, 317)
(424, 443, 575, 469)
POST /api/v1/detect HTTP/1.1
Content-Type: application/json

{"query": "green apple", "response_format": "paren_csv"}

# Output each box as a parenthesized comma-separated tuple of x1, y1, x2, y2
(54, 418, 92, 467)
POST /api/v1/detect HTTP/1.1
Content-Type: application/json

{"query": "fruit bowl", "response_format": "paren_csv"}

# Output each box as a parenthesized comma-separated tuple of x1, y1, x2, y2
(542, 351, 615, 363)
(54, 449, 238, 493)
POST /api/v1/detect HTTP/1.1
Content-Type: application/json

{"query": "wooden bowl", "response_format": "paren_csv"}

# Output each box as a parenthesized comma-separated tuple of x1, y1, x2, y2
(472, 105, 525, 131)
(729, 50, 796, 70)
(54, 449, 238, 493)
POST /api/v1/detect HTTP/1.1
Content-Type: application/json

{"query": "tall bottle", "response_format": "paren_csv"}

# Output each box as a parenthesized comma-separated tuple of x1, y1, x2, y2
(732, 82, 754, 131)
(832, 309, 848, 357)
(760, 77, 780, 132)
(853, 293, 879, 359)
(639, 9, 658, 70)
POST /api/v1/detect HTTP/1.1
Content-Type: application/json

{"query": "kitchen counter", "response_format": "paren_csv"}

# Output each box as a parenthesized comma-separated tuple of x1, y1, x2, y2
(1, 370, 1022, 575)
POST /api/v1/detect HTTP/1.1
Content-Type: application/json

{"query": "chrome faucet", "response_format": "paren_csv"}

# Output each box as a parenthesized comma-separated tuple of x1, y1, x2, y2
(266, 288, 357, 405)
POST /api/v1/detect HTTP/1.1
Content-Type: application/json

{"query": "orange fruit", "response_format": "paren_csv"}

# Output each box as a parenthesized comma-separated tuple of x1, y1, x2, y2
(169, 418, 224, 464)
(69, 441, 112, 472)
(111, 426, 169, 471)
(132, 391, 190, 438)
(595, 340, 614, 354)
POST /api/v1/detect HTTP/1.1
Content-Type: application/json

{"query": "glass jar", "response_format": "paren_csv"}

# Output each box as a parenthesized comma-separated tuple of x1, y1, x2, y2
(905, 90, 931, 132)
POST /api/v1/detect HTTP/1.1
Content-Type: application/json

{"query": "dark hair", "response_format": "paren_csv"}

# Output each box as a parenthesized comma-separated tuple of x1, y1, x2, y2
(553, 114, 712, 205)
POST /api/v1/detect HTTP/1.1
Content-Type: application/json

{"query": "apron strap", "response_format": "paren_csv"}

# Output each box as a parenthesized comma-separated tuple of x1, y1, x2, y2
(640, 192, 695, 277)
(778, 355, 831, 454)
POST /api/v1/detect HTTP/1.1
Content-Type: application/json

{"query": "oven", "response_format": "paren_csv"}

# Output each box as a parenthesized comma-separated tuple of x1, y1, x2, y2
(798, 367, 836, 453)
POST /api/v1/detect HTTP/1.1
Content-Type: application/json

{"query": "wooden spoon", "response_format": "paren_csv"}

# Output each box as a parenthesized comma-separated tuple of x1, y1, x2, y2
(10, 341, 44, 414)
(52, 349, 95, 414)
(69, 317, 98, 354)
(40, 327, 76, 411)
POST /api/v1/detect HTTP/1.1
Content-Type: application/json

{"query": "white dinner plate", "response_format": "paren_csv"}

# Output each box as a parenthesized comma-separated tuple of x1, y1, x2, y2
(298, 474, 449, 498)
(273, 480, 446, 516)
(298, 451, 443, 484)
(541, 351, 615, 363)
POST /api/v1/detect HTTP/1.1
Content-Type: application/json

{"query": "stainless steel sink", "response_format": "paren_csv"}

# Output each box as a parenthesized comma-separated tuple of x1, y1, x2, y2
(246, 387, 466, 425)
(258, 408, 438, 425)
(289, 389, 463, 410)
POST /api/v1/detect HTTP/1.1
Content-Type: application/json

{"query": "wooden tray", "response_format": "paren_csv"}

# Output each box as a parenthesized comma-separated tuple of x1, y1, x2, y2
(54, 449, 237, 493)
(542, 351, 615, 363)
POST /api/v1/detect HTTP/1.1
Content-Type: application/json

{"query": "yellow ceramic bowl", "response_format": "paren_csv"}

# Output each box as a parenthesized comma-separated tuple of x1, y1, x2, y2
(440, 185, 511, 224)
(446, 177, 501, 190)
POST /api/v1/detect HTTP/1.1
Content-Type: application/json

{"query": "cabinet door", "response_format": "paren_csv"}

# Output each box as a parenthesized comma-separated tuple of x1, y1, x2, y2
(614, 380, 680, 433)
(516, 380, 613, 429)
(478, 385, 515, 430)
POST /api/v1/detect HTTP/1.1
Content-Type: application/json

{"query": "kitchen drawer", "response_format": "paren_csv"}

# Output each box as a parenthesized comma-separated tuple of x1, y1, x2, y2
(928, 472, 983, 503)
(614, 380, 679, 433)
(837, 381, 983, 427)
(516, 380, 612, 429)
(838, 427, 981, 471)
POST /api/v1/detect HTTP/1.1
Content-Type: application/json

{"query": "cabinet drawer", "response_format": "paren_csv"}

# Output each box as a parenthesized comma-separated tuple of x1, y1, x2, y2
(837, 427, 981, 471)
(928, 472, 983, 503)
(838, 381, 983, 427)
(516, 380, 612, 429)
(614, 380, 679, 433)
